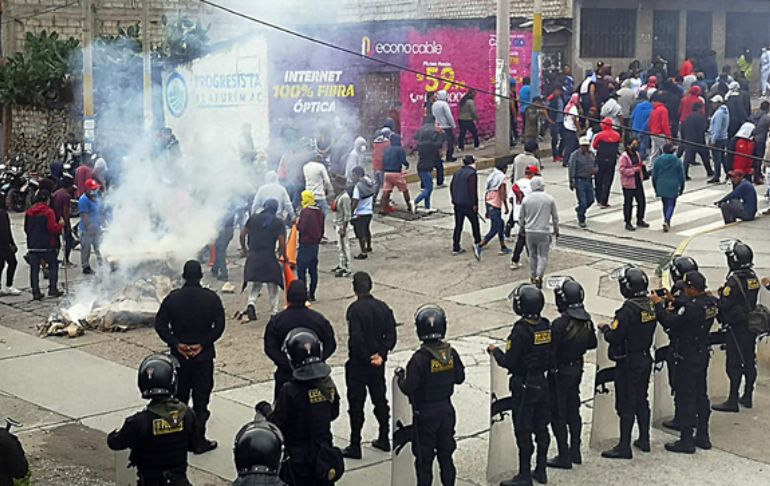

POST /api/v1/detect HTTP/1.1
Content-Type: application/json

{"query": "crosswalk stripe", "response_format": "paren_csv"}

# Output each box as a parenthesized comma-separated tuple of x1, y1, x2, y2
(645, 206, 720, 223)
(590, 201, 662, 224)
(589, 189, 724, 225)
(677, 220, 726, 237)
(677, 188, 725, 203)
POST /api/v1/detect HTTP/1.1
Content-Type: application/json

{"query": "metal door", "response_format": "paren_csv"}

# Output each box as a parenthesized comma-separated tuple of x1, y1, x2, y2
(359, 72, 399, 138)
(653, 10, 679, 66)
(686, 11, 712, 59)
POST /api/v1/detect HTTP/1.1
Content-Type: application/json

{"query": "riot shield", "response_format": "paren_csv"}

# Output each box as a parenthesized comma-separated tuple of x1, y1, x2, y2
(487, 353, 518, 484)
(589, 335, 618, 450)
(708, 328, 729, 402)
(652, 325, 675, 429)
(115, 450, 136, 486)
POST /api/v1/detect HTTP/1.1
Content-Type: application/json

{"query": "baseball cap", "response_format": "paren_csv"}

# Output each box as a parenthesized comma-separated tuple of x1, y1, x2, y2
(728, 169, 746, 178)
(684, 270, 707, 291)
(525, 165, 541, 175)
(579, 136, 590, 145)
(84, 178, 101, 191)
(710, 94, 724, 103)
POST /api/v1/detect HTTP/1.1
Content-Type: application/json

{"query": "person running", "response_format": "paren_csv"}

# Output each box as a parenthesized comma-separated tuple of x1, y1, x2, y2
(652, 144, 686, 232)
(568, 136, 597, 229)
(478, 160, 511, 255)
(450, 156, 482, 259)
(518, 176, 559, 288)
(618, 138, 649, 231)
(297, 191, 324, 302)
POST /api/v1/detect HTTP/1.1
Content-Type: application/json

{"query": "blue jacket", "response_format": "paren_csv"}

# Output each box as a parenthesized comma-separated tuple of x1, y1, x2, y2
(709, 105, 730, 141)
(519, 85, 532, 111)
(631, 101, 652, 132)
(652, 154, 685, 198)
(719, 179, 757, 217)
(383, 135, 408, 173)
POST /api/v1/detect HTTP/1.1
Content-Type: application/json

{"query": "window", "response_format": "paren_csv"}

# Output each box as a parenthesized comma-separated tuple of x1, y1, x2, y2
(725, 12, 770, 58)
(580, 8, 636, 58)
(686, 11, 712, 58)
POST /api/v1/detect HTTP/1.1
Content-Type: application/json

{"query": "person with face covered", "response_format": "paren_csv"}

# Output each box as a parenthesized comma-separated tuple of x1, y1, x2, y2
(252, 171, 295, 224)
(78, 178, 102, 274)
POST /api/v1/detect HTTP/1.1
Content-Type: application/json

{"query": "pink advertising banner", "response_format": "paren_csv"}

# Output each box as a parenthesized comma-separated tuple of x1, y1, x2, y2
(399, 28, 532, 146)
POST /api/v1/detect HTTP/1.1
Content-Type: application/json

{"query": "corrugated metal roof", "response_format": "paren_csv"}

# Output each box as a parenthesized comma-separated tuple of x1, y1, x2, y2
(335, 0, 571, 22)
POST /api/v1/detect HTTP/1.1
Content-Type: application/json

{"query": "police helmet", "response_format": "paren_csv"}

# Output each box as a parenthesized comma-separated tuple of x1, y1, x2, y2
(669, 256, 698, 282)
(724, 240, 753, 271)
(511, 284, 545, 318)
(618, 267, 649, 298)
(283, 328, 331, 381)
(414, 305, 447, 341)
(137, 353, 178, 399)
(234, 419, 284, 475)
(554, 278, 591, 321)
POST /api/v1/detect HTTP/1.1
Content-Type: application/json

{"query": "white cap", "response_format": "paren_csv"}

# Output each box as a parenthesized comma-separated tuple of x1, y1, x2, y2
(579, 136, 590, 145)
(711, 94, 724, 103)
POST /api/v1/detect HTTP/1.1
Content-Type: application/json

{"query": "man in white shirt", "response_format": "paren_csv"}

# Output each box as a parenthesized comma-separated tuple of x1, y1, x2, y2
(303, 156, 334, 216)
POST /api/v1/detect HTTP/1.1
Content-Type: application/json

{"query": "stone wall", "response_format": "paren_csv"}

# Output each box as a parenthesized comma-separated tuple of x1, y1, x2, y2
(10, 106, 81, 170)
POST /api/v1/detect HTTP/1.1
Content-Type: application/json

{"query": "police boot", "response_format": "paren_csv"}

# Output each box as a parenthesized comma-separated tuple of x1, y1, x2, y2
(500, 474, 533, 486)
(547, 423, 571, 469)
(633, 409, 651, 453)
(371, 434, 391, 452)
(342, 424, 363, 459)
(601, 416, 633, 459)
(712, 383, 740, 413)
(740, 384, 754, 409)
(695, 420, 712, 450)
(533, 440, 548, 484)
(569, 423, 582, 464)
(665, 427, 696, 454)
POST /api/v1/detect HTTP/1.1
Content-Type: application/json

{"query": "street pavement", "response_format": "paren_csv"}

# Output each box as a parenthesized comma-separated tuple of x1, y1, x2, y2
(1, 150, 769, 485)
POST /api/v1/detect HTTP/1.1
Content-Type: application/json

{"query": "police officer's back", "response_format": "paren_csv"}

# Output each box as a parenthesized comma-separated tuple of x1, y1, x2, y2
(232, 417, 287, 486)
(107, 354, 198, 486)
(264, 280, 336, 398)
(268, 328, 342, 486)
(396, 305, 465, 486)
(489, 284, 552, 486)
(0, 420, 28, 486)
(599, 267, 657, 459)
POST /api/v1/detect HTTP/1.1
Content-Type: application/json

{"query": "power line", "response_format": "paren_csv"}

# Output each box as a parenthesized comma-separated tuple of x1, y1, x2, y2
(199, 0, 768, 165)
(14, 1, 81, 22)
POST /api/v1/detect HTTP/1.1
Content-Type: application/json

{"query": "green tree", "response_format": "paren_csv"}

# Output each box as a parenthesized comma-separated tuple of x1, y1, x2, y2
(156, 13, 210, 67)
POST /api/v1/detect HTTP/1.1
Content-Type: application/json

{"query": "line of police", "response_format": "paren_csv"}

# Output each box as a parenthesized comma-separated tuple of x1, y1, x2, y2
(106, 239, 762, 486)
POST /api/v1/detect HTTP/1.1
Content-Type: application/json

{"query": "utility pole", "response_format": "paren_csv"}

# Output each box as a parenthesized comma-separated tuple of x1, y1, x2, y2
(494, 0, 510, 157)
(82, 0, 95, 153)
(142, 0, 153, 132)
(531, 0, 543, 98)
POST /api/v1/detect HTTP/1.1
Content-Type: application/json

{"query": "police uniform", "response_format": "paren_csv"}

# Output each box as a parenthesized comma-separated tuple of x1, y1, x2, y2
(718, 269, 760, 405)
(549, 314, 597, 464)
(492, 317, 553, 481)
(602, 297, 657, 453)
(398, 341, 465, 486)
(344, 294, 397, 450)
(0, 428, 28, 486)
(663, 280, 689, 395)
(107, 398, 198, 485)
(270, 376, 340, 486)
(655, 292, 717, 446)
(233, 475, 287, 486)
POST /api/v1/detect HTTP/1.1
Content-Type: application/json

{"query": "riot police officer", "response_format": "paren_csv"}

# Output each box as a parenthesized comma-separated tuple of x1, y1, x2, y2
(546, 278, 597, 469)
(396, 305, 465, 486)
(598, 267, 657, 459)
(232, 415, 287, 485)
(488, 284, 552, 486)
(652, 271, 717, 453)
(266, 328, 342, 486)
(107, 353, 199, 485)
(712, 240, 760, 412)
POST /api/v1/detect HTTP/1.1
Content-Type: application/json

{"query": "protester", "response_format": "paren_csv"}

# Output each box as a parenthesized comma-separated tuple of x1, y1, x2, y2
(641, 75, 658, 99)
(523, 96, 543, 149)
(345, 137, 368, 192)
(518, 176, 559, 288)
(74, 156, 94, 198)
(241, 199, 287, 321)
(752, 101, 770, 183)
(513, 139, 541, 181)
(154, 260, 225, 455)
(568, 136, 597, 229)
(727, 122, 756, 176)
(652, 144, 686, 232)
(679, 86, 706, 128)
(296, 191, 324, 302)
(592, 117, 622, 208)
(737, 48, 753, 81)
(509, 165, 538, 270)
(413, 117, 443, 212)
(351, 166, 375, 259)
(332, 187, 352, 278)
(660, 80, 683, 137)
(477, 160, 511, 255)
(0, 196, 20, 296)
(617, 80, 637, 131)
(600, 92, 623, 127)
(579, 71, 597, 115)
(631, 91, 653, 160)
(708, 95, 731, 183)
(51, 180, 76, 268)
(649, 92, 671, 159)
(92, 154, 109, 190)
(716, 170, 757, 223)
(545, 85, 565, 162)
(450, 156, 482, 259)
(681, 102, 713, 179)
(432, 90, 457, 163)
(458, 89, 482, 151)
(212, 209, 235, 282)
(371, 128, 391, 200)
(303, 151, 334, 216)
(618, 139, 649, 231)
(252, 171, 295, 223)
(561, 93, 582, 166)
(726, 82, 749, 139)
(380, 134, 413, 214)
(78, 178, 102, 275)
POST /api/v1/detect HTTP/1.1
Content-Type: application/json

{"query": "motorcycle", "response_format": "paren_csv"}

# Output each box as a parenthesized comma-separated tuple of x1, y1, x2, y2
(0, 164, 28, 213)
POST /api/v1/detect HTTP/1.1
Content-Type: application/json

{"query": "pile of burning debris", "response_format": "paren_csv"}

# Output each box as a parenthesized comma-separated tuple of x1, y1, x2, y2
(39, 258, 180, 338)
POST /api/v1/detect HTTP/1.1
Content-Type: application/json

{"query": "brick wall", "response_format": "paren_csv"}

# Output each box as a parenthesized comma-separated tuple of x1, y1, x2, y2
(10, 106, 81, 169)
(335, 0, 571, 22)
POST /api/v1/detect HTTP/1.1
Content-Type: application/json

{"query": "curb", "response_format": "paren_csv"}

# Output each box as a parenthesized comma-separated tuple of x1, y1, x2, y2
(404, 148, 549, 184)
(662, 222, 738, 286)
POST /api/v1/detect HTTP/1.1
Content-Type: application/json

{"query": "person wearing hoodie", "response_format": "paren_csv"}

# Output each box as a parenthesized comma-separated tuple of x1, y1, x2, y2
(450, 156, 482, 259)
(252, 171, 295, 224)
(600, 91, 623, 127)
(726, 122, 756, 176)
(659, 80, 682, 137)
(617, 79, 637, 129)
(592, 118, 622, 208)
(458, 89, 482, 151)
(518, 176, 559, 288)
(0, 196, 20, 296)
(380, 134, 413, 214)
(681, 102, 713, 179)
(631, 91, 653, 160)
(25, 190, 63, 300)
(413, 116, 443, 212)
(371, 128, 392, 201)
(297, 191, 324, 302)
(708, 95, 731, 183)
(679, 86, 706, 127)
(432, 90, 457, 163)
(652, 144, 686, 232)
(649, 92, 671, 160)
(351, 166, 375, 259)
(618, 138, 649, 231)
(344, 136, 367, 192)
(725, 82, 749, 139)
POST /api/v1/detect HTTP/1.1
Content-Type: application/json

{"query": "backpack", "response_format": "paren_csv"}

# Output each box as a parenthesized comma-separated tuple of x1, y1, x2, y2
(732, 276, 770, 335)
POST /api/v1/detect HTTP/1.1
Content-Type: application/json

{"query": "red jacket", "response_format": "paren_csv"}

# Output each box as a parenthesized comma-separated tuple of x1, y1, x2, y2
(680, 60, 694, 77)
(649, 102, 671, 137)
(732, 138, 756, 174)
(592, 117, 621, 149)
(24, 202, 62, 250)
(678, 87, 706, 123)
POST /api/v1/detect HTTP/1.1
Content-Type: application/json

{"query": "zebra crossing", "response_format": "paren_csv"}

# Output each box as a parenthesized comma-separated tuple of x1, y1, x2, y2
(585, 187, 727, 236)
